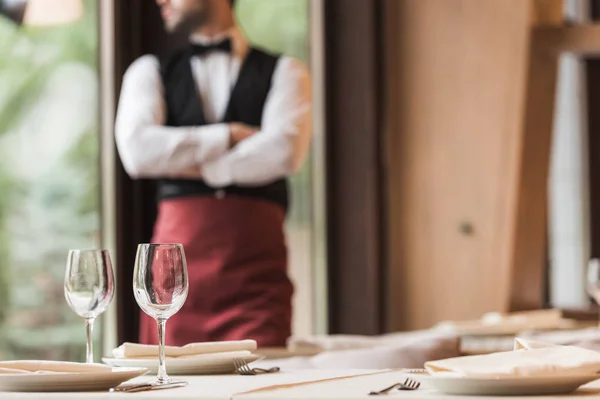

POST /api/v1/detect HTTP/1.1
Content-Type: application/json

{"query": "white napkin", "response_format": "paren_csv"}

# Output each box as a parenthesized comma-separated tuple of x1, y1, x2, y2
(520, 327, 600, 347)
(425, 338, 600, 378)
(287, 329, 457, 352)
(254, 334, 461, 370)
(434, 309, 569, 335)
(0, 361, 112, 374)
(112, 340, 257, 359)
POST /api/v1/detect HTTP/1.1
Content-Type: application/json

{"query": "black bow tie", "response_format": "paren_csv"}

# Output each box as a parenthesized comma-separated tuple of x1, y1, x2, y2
(191, 39, 232, 56)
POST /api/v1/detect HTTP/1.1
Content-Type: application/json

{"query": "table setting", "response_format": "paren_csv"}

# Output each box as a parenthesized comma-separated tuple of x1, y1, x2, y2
(0, 243, 279, 394)
(103, 340, 262, 376)
(4, 244, 600, 399)
(226, 338, 600, 399)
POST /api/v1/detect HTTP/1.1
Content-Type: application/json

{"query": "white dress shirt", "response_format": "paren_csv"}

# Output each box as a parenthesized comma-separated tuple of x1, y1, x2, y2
(115, 27, 312, 187)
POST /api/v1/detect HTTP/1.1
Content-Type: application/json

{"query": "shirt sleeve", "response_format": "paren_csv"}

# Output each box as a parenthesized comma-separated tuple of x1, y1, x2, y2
(114, 55, 230, 179)
(201, 56, 312, 187)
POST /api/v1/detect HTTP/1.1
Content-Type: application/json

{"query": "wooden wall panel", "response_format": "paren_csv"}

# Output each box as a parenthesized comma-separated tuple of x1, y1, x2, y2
(384, 0, 563, 330)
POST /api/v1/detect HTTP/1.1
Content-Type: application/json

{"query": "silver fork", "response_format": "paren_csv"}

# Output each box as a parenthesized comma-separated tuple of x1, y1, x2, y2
(233, 358, 280, 376)
(368, 378, 421, 395)
(402, 368, 428, 374)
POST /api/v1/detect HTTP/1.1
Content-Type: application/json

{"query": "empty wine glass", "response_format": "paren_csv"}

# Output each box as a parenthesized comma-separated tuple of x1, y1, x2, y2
(133, 243, 189, 387)
(588, 259, 600, 328)
(64, 249, 115, 363)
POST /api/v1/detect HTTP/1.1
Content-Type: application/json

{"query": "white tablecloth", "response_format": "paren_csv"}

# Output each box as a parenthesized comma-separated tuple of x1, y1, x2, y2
(0, 370, 374, 400)
(2, 369, 600, 399)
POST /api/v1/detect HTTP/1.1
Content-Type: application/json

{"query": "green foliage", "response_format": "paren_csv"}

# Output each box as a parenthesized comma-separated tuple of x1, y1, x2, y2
(66, 130, 100, 216)
(0, 0, 100, 361)
(0, 0, 312, 362)
(236, 0, 312, 225)
(237, 0, 309, 62)
(0, 167, 18, 326)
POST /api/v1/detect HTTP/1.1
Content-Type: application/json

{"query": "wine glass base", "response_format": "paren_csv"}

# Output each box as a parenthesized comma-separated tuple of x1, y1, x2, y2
(113, 379, 188, 393)
(149, 378, 188, 388)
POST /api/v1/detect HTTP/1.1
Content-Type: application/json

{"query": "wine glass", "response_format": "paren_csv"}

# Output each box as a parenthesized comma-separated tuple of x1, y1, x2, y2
(64, 249, 115, 363)
(588, 259, 600, 327)
(133, 243, 189, 387)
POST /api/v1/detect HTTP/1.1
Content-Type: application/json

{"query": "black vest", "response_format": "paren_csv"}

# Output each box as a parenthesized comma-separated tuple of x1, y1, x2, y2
(156, 47, 289, 210)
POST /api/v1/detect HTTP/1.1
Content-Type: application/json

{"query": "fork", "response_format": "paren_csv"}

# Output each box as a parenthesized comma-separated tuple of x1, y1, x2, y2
(402, 368, 428, 374)
(368, 378, 421, 395)
(233, 358, 280, 376)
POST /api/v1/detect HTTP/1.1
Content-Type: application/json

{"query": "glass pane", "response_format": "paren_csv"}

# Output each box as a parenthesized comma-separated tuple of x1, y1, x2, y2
(236, 0, 314, 334)
(0, 0, 101, 361)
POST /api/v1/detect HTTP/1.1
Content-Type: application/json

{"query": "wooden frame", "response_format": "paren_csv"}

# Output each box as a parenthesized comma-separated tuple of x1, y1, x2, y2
(324, 0, 386, 335)
(111, 0, 389, 339)
(113, 0, 166, 344)
(587, 1, 600, 264)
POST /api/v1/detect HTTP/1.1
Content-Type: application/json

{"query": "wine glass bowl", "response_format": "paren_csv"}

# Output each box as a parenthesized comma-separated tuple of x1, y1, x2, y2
(133, 245, 188, 320)
(64, 249, 115, 363)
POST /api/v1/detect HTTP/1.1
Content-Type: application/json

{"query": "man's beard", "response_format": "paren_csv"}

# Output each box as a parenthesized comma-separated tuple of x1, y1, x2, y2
(165, 10, 209, 34)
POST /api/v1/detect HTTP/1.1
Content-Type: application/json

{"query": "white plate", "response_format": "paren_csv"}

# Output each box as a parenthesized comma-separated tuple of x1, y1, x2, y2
(0, 367, 148, 392)
(410, 372, 600, 396)
(103, 351, 261, 375)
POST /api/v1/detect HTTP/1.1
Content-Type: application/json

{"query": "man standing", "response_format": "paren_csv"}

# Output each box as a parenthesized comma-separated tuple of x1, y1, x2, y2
(115, 0, 311, 347)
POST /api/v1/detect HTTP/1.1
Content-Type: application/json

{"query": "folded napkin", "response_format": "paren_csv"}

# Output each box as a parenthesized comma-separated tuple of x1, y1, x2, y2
(253, 333, 460, 370)
(425, 338, 600, 378)
(520, 327, 600, 349)
(433, 309, 572, 336)
(287, 335, 377, 352)
(0, 361, 112, 374)
(287, 329, 456, 352)
(112, 340, 257, 359)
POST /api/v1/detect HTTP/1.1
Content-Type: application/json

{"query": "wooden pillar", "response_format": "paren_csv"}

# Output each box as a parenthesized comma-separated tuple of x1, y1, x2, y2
(113, 0, 183, 344)
(587, 1, 600, 264)
(325, 0, 386, 334)
(508, 1, 564, 311)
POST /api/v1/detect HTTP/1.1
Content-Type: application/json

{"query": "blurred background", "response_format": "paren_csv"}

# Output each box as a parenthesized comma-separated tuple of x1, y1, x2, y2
(1, 0, 599, 361)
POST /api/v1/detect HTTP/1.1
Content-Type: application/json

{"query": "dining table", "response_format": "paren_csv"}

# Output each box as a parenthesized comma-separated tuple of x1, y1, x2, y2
(2, 369, 600, 400)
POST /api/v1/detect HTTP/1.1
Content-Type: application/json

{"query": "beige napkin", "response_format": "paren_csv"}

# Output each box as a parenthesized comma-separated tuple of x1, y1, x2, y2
(287, 329, 456, 352)
(0, 361, 112, 374)
(519, 327, 600, 351)
(254, 333, 460, 370)
(287, 335, 377, 352)
(112, 340, 257, 359)
(425, 338, 600, 378)
(433, 309, 572, 336)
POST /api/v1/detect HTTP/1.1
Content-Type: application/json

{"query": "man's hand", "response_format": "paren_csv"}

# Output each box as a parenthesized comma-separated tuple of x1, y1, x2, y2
(169, 166, 202, 179)
(228, 123, 259, 147)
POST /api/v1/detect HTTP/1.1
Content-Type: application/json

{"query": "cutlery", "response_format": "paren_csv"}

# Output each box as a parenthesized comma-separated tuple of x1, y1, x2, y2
(402, 368, 428, 374)
(233, 358, 280, 376)
(369, 378, 421, 395)
(112, 381, 188, 393)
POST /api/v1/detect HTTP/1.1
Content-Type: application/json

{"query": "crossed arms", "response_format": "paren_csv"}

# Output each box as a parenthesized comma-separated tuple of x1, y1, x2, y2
(115, 54, 312, 187)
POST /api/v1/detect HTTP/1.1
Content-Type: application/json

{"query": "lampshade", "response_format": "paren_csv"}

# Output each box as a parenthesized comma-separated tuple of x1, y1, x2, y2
(0, 0, 27, 24)
(22, 0, 82, 26)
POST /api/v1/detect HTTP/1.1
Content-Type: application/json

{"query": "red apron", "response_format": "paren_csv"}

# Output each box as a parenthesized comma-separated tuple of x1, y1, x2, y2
(139, 195, 293, 347)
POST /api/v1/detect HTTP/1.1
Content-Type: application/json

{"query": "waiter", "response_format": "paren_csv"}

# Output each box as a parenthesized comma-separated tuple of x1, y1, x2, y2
(115, 0, 311, 347)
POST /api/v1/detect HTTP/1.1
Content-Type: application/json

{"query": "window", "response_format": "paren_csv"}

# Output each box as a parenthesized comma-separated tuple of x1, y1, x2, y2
(0, 0, 100, 361)
(237, 0, 319, 335)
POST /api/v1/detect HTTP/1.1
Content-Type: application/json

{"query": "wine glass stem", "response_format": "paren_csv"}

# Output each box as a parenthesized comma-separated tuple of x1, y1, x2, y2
(157, 318, 169, 383)
(85, 317, 95, 364)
